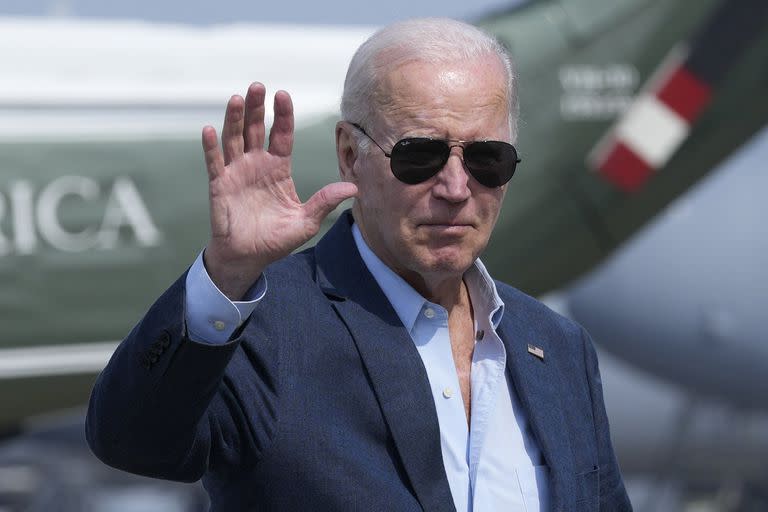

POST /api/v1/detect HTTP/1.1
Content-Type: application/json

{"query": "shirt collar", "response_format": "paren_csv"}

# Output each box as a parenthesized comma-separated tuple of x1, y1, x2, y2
(352, 223, 504, 332)
(466, 258, 505, 330)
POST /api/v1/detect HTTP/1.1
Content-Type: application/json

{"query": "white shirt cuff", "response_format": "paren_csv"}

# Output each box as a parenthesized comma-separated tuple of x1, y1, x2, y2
(184, 250, 267, 344)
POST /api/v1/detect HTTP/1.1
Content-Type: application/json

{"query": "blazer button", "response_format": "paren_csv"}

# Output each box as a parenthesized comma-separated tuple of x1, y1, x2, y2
(159, 331, 171, 348)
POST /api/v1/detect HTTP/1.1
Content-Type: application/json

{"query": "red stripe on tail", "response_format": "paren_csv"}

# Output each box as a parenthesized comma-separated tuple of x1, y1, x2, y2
(656, 66, 712, 122)
(597, 141, 654, 192)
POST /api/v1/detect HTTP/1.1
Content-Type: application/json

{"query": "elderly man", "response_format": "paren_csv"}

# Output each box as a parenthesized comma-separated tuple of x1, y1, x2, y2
(87, 17, 631, 512)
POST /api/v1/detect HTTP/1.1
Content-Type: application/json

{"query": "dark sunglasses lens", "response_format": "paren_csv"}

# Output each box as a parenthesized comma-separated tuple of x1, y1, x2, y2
(390, 138, 449, 184)
(463, 141, 518, 187)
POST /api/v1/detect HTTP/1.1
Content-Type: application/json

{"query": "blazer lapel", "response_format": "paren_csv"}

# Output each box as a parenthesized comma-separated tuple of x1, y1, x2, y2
(497, 307, 576, 512)
(314, 212, 456, 512)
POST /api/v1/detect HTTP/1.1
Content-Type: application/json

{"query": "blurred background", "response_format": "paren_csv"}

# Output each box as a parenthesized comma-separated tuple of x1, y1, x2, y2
(1, 0, 767, 510)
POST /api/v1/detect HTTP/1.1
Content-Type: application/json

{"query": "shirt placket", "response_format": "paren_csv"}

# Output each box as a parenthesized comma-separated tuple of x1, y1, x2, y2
(412, 302, 472, 512)
(467, 316, 507, 506)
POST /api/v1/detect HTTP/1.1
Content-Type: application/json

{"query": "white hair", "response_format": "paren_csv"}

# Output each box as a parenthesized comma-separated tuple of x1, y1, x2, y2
(340, 17, 518, 149)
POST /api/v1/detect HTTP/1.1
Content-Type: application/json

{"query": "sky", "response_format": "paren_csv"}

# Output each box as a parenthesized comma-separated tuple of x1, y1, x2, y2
(0, 0, 517, 25)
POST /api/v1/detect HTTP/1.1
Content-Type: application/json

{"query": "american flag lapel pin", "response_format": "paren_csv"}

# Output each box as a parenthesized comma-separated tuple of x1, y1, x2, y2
(527, 344, 545, 360)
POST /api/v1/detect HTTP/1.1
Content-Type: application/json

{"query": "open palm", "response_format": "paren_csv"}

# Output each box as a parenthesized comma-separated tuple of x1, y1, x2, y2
(202, 83, 357, 299)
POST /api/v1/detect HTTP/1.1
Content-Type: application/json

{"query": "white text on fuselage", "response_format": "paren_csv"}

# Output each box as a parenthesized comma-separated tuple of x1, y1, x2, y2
(0, 176, 162, 255)
(559, 64, 639, 121)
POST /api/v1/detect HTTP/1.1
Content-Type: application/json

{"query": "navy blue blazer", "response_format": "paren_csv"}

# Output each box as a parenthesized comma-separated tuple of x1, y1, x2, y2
(87, 211, 631, 511)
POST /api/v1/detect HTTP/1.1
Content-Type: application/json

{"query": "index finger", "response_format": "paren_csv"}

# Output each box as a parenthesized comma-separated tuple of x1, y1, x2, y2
(267, 90, 294, 158)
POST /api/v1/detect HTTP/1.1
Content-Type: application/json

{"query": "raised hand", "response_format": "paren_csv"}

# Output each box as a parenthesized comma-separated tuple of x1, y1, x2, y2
(202, 83, 357, 300)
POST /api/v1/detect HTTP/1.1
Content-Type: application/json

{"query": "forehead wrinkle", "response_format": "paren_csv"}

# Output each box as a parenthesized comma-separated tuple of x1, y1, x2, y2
(378, 98, 508, 141)
(372, 58, 509, 141)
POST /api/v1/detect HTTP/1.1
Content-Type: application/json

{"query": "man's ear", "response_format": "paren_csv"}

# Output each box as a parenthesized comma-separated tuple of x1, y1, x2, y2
(336, 122, 359, 183)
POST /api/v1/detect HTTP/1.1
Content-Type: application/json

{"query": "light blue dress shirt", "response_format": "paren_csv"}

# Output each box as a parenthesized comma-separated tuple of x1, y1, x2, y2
(185, 225, 550, 511)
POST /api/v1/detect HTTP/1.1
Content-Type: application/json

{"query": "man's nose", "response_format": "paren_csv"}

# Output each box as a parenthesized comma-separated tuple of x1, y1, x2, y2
(432, 147, 471, 202)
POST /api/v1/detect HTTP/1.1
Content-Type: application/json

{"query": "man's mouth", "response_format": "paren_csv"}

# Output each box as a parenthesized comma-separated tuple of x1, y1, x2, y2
(419, 222, 474, 233)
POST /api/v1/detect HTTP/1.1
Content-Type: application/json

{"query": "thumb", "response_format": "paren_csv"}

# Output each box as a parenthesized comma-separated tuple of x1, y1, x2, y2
(303, 181, 358, 227)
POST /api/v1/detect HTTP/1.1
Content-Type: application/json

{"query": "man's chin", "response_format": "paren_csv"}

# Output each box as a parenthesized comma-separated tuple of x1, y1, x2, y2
(416, 253, 476, 278)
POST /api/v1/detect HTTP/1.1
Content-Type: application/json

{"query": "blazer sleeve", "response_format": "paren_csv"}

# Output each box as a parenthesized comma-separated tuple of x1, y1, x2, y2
(85, 271, 278, 482)
(582, 328, 633, 511)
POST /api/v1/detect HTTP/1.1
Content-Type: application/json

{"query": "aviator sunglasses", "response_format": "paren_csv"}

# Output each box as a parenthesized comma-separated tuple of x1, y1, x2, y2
(350, 123, 520, 188)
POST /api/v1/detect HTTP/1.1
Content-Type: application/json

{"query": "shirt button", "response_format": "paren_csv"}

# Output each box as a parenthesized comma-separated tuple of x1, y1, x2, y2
(442, 387, 454, 399)
(424, 307, 435, 319)
(476, 330, 485, 341)
(213, 320, 226, 331)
